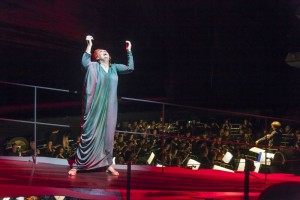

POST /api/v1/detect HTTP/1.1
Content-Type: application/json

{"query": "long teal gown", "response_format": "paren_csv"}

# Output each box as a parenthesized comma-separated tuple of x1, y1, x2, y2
(73, 51, 134, 171)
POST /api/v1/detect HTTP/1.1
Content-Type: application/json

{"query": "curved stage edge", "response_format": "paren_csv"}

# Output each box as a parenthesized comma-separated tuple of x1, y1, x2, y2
(0, 157, 299, 200)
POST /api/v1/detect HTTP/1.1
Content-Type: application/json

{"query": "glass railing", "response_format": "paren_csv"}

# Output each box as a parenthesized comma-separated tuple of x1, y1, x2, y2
(0, 80, 80, 159)
(117, 97, 300, 175)
(1, 81, 300, 191)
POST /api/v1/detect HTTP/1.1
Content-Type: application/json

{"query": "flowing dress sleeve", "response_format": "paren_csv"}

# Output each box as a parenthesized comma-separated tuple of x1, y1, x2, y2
(114, 51, 134, 74)
(81, 52, 92, 70)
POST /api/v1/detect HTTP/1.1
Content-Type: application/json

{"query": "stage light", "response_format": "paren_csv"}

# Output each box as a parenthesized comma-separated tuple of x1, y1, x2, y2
(296, 7, 300, 19)
(211, 151, 234, 172)
(213, 165, 234, 173)
(253, 161, 261, 173)
(187, 159, 201, 170)
(249, 147, 266, 162)
(237, 159, 246, 171)
(258, 152, 275, 165)
(249, 147, 265, 154)
(222, 151, 233, 164)
(285, 52, 300, 68)
(54, 196, 65, 200)
(237, 159, 261, 173)
(147, 152, 155, 165)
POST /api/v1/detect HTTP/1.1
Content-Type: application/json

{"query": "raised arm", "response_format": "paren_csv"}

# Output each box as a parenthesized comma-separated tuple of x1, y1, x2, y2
(255, 135, 267, 145)
(266, 130, 278, 140)
(115, 41, 134, 74)
(81, 35, 93, 69)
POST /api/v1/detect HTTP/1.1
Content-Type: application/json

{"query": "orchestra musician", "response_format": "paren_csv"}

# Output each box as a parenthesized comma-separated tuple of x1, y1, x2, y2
(256, 121, 282, 149)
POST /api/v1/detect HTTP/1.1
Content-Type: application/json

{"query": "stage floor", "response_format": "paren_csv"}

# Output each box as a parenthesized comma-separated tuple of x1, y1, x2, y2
(0, 158, 299, 199)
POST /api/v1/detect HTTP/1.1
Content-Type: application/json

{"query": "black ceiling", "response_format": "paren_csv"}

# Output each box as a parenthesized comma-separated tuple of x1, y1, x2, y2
(1, 0, 300, 114)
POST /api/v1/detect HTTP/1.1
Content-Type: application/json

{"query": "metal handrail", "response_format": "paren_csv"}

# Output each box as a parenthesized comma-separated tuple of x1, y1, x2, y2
(1, 80, 78, 162)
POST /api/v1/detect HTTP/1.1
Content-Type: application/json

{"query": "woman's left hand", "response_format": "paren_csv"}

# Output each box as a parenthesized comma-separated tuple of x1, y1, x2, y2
(126, 41, 132, 51)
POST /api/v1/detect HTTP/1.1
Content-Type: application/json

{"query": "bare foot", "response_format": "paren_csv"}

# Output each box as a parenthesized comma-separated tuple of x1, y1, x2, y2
(68, 169, 77, 176)
(107, 166, 119, 176)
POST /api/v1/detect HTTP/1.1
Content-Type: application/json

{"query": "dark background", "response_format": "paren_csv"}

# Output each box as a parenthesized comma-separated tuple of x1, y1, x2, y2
(1, 0, 300, 118)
